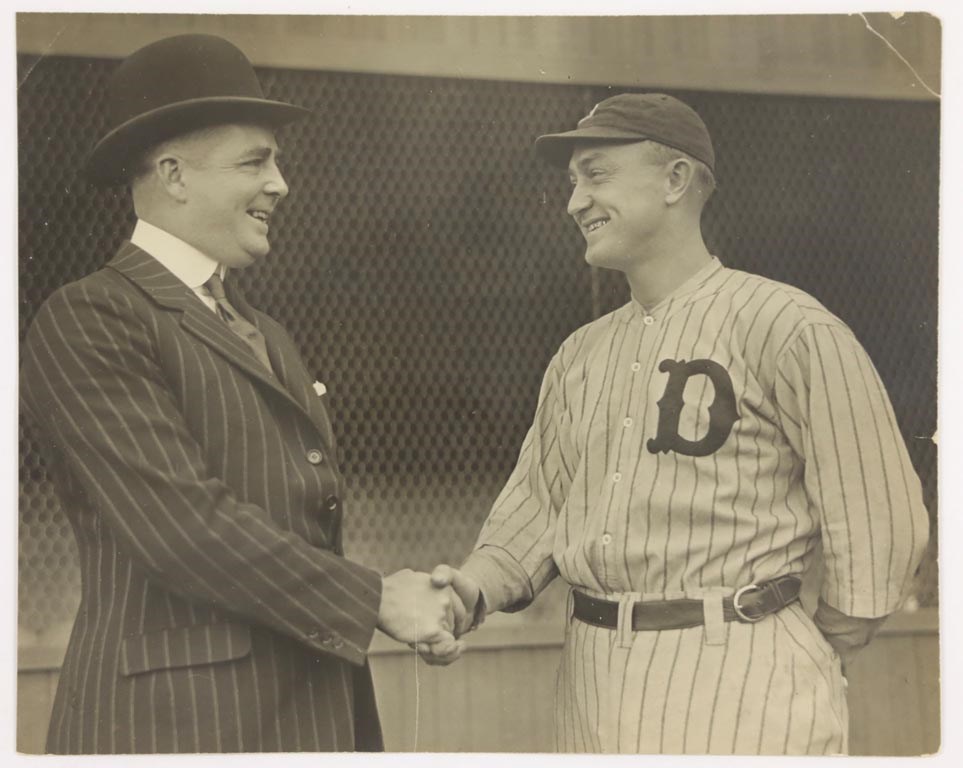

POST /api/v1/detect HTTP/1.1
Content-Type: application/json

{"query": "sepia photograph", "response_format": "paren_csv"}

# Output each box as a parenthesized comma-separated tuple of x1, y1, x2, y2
(12, 5, 948, 762)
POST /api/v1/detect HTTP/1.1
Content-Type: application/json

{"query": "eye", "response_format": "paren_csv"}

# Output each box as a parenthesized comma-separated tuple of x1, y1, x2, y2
(588, 168, 606, 179)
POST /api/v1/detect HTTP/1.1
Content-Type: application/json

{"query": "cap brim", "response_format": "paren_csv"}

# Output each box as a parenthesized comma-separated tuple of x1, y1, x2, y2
(534, 127, 649, 167)
(87, 96, 312, 187)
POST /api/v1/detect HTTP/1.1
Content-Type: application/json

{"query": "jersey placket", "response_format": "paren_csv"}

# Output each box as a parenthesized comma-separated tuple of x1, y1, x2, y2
(606, 306, 666, 594)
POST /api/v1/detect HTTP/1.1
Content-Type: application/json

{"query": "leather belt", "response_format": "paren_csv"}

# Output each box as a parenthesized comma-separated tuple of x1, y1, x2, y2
(572, 575, 802, 632)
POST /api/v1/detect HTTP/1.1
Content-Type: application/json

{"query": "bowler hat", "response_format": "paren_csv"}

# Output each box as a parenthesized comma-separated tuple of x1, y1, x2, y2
(534, 93, 714, 172)
(87, 34, 310, 187)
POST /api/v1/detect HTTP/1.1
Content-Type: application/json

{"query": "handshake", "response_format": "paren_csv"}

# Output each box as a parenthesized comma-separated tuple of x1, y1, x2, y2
(377, 564, 481, 666)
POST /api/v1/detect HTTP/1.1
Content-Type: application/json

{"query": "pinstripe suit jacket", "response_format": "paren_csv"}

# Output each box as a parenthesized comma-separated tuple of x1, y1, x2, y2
(21, 242, 385, 753)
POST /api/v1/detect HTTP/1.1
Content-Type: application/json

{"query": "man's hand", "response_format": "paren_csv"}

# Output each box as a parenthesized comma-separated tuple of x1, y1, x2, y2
(812, 598, 887, 677)
(412, 634, 466, 666)
(378, 569, 464, 645)
(430, 564, 482, 637)
(409, 564, 482, 666)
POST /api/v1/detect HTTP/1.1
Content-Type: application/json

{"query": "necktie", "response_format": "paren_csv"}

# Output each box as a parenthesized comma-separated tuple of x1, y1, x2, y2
(205, 274, 275, 375)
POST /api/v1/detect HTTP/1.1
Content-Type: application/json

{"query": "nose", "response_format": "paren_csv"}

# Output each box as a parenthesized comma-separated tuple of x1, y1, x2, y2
(265, 159, 289, 200)
(566, 180, 591, 218)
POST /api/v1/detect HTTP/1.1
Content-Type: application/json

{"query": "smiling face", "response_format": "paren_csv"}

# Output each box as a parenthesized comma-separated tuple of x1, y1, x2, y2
(566, 141, 670, 271)
(173, 123, 289, 269)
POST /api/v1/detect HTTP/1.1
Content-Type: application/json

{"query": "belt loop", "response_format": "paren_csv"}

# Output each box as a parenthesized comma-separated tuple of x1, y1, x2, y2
(566, 587, 576, 624)
(617, 593, 641, 649)
(703, 591, 726, 645)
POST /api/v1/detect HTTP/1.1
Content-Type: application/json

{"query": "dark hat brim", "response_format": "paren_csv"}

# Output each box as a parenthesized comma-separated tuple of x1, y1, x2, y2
(534, 127, 651, 168)
(87, 96, 311, 187)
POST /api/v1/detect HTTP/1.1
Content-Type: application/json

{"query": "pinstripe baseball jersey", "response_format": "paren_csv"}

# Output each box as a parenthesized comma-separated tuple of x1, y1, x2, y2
(461, 256, 928, 754)
(21, 242, 384, 753)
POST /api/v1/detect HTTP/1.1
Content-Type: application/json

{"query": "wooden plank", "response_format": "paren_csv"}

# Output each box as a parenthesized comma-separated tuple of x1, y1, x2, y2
(369, 650, 417, 751)
(494, 648, 536, 751)
(847, 632, 940, 756)
(413, 656, 448, 752)
(911, 635, 941, 755)
(15, 13, 940, 101)
(17, 670, 54, 754)
(430, 651, 472, 752)
(523, 646, 559, 751)
(465, 648, 502, 752)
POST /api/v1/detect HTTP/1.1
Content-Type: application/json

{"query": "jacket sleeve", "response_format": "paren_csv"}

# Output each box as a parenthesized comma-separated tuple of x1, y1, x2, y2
(772, 321, 929, 619)
(21, 282, 382, 666)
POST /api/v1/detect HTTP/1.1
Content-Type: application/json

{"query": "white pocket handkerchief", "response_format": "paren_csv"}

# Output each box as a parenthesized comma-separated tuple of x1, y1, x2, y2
(312, 381, 327, 397)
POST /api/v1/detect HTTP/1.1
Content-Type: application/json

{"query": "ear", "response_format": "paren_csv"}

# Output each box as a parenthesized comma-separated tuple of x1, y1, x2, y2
(664, 158, 695, 206)
(154, 153, 189, 203)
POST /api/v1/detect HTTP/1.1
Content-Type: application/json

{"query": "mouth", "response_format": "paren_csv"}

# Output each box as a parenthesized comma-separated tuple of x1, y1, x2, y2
(582, 218, 609, 236)
(247, 209, 271, 228)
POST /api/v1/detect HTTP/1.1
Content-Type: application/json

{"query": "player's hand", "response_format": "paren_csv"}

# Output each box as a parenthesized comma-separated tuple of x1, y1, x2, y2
(430, 564, 482, 637)
(377, 569, 460, 645)
(411, 635, 466, 666)
(812, 597, 885, 677)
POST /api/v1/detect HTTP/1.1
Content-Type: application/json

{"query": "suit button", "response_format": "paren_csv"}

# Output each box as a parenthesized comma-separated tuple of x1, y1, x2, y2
(306, 449, 324, 465)
(325, 495, 340, 511)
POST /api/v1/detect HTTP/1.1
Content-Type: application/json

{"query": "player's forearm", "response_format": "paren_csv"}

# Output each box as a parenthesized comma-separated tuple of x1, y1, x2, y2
(460, 545, 541, 615)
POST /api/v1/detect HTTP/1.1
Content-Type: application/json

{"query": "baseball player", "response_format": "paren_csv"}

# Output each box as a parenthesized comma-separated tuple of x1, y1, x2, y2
(425, 93, 929, 755)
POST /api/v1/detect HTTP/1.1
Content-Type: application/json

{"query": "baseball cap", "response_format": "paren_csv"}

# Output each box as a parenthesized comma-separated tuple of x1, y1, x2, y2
(534, 93, 715, 172)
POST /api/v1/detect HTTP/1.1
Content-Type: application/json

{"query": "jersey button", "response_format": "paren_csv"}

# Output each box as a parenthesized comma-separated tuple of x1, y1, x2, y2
(306, 449, 324, 465)
(623, 417, 633, 428)
(601, 533, 613, 545)
(613, 472, 622, 482)
(643, 315, 655, 326)
(631, 362, 642, 372)
(325, 494, 340, 511)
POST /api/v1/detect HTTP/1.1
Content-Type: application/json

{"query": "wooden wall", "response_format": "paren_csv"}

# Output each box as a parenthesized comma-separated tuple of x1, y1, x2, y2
(17, 607, 939, 755)
(16, 13, 940, 101)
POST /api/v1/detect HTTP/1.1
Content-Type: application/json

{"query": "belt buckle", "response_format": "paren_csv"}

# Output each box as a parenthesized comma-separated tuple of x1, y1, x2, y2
(732, 583, 765, 623)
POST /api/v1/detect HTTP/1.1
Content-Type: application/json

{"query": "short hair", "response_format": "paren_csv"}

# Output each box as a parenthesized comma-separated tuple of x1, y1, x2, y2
(640, 140, 717, 203)
(128, 124, 231, 187)
(128, 149, 157, 186)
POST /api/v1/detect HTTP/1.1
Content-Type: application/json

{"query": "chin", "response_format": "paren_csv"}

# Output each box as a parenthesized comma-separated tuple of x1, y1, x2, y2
(216, 251, 259, 270)
(238, 243, 271, 267)
(584, 246, 626, 272)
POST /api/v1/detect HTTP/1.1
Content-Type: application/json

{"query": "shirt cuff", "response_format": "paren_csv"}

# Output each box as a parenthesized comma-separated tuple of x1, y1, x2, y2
(460, 546, 534, 617)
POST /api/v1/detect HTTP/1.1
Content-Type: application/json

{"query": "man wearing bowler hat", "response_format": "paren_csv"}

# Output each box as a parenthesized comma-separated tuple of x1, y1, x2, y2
(21, 34, 465, 754)
(428, 93, 928, 754)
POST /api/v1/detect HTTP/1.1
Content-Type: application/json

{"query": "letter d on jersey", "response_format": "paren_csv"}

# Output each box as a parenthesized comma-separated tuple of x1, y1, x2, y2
(646, 358, 739, 457)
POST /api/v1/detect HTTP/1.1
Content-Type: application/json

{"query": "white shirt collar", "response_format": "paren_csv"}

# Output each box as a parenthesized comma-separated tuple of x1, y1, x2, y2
(130, 219, 226, 289)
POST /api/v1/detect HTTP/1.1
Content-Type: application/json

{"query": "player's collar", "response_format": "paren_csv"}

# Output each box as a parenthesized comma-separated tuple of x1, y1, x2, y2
(620, 256, 725, 324)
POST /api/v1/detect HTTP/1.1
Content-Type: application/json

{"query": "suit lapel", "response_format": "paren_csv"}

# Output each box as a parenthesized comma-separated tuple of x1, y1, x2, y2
(228, 284, 340, 452)
(106, 242, 313, 422)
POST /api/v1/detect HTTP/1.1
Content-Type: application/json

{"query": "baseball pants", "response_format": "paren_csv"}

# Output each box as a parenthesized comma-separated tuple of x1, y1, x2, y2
(554, 591, 848, 755)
